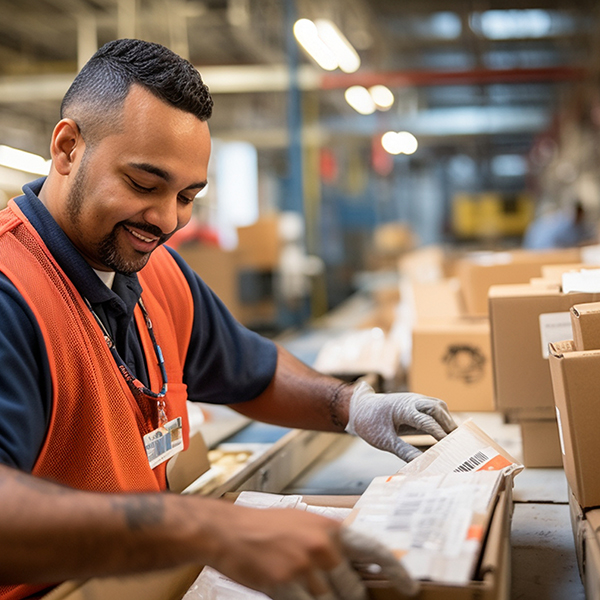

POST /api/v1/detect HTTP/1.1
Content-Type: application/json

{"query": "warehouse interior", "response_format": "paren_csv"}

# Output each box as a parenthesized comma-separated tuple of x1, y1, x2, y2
(2, 0, 600, 329)
(3, 1, 600, 599)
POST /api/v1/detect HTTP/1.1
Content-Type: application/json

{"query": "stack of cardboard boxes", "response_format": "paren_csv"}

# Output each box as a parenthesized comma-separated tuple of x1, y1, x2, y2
(406, 247, 583, 417)
(487, 260, 600, 467)
(403, 247, 495, 412)
(546, 302, 600, 597)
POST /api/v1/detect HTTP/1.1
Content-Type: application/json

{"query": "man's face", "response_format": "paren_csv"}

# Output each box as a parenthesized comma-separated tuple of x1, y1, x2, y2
(55, 85, 211, 274)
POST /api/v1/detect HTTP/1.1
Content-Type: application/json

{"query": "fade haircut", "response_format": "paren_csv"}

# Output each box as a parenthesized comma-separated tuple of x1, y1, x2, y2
(60, 38, 213, 144)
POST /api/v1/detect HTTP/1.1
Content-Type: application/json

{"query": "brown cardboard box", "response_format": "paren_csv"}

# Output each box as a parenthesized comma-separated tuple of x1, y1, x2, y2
(519, 419, 563, 468)
(488, 284, 600, 417)
(236, 215, 281, 269)
(582, 509, 600, 600)
(410, 317, 495, 411)
(457, 248, 581, 317)
(409, 278, 464, 322)
(399, 245, 448, 283)
(548, 341, 600, 508)
(43, 488, 512, 600)
(365, 487, 512, 599)
(540, 263, 600, 283)
(570, 302, 600, 350)
(569, 490, 600, 599)
(177, 243, 242, 318)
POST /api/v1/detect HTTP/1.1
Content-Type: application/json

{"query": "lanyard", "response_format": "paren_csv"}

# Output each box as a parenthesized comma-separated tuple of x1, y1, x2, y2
(84, 296, 169, 425)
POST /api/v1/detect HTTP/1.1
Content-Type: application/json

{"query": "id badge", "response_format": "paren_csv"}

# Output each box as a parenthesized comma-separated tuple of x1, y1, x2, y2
(143, 416, 184, 469)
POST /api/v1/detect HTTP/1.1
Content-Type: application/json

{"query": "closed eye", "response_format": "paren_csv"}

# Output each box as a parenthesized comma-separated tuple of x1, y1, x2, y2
(127, 177, 157, 193)
(178, 193, 196, 205)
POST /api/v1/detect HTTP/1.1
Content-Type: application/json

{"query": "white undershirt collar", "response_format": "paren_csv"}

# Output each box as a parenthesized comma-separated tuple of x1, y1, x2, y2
(93, 269, 116, 289)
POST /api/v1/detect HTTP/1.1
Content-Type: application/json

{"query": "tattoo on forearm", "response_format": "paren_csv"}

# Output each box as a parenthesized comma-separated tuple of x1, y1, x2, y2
(329, 382, 350, 430)
(111, 495, 165, 531)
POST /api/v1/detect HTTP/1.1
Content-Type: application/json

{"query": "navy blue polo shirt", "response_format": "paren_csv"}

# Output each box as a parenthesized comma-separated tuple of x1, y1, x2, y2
(0, 178, 277, 471)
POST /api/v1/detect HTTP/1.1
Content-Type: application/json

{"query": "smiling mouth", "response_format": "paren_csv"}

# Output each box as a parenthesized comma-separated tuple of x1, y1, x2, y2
(123, 225, 160, 244)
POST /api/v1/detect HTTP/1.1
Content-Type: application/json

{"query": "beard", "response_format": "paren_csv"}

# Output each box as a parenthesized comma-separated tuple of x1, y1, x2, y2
(96, 222, 171, 275)
(65, 152, 171, 275)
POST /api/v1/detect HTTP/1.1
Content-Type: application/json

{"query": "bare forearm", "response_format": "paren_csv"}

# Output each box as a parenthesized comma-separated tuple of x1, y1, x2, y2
(0, 464, 353, 596)
(232, 344, 355, 432)
(0, 464, 223, 583)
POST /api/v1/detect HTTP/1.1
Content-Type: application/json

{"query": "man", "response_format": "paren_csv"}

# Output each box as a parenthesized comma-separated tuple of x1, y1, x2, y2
(0, 39, 456, 599)
(523, 200, 596, 249)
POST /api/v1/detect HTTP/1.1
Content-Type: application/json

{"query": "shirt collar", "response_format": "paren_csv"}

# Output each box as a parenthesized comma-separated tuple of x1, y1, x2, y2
(14, 177, 142, 311)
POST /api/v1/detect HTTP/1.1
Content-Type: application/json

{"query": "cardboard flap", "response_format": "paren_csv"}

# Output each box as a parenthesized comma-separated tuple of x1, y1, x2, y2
(166, 431, 210, 494)
(548, 340, 577, 357)
(585, 509, 600, 534)
(571, 302, 600, 318)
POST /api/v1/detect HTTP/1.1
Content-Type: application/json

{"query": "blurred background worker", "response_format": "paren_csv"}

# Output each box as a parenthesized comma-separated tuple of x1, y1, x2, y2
(523, 200, 597, 249)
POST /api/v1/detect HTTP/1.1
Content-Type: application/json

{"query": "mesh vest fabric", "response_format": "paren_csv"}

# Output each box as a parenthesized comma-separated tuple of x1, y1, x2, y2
(0, 200, 194, 600)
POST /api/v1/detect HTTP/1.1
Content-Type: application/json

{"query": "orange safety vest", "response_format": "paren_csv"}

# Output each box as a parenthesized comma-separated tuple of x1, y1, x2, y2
(0, 200, 194, 599)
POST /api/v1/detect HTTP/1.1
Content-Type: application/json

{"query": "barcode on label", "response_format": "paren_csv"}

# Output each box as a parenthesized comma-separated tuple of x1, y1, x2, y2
(453, 450, 492, 473)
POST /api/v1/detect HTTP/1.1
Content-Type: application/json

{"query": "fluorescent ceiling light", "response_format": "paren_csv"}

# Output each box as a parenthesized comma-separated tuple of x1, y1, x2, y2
(381, 131, 402, 155)
(293, 19, 338, 71)
(294, 18, 360, 73)
(0, 145, 50, 175)
(381, 131, 418, 155)
(471, 9, 553, 40)
(345, 86, 376, 115)
(369, 85, 394, 110)
(346, 85, 394, 114)
(397, 131, 418, 155)
(315, 19, 360, 73)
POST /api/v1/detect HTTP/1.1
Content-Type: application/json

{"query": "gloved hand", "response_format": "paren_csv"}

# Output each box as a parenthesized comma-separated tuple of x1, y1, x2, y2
(269, 527, 419, 600)
(345, 381, 457, 462)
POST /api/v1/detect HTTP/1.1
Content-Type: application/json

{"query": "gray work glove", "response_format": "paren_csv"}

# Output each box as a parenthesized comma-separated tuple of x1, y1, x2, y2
(269, 527, 418, 600)
(345, 381, 457, 462)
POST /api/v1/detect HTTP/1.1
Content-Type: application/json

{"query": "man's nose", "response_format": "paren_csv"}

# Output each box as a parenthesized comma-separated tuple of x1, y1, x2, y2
(142, 196, 179, 235)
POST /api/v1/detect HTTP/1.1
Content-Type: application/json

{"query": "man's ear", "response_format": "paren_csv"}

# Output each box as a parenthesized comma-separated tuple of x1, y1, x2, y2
(50, 119, 83, 176)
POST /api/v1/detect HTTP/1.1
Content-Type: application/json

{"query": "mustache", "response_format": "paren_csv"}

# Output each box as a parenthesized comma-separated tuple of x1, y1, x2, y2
(118, 221, 173, 244)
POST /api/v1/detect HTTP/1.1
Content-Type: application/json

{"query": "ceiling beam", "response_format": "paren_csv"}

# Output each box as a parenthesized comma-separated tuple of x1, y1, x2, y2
(0, 64, 588, 105)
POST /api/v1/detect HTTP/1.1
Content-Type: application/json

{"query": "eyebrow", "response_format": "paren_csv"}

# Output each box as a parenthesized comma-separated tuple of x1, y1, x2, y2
(129, 162, 207, 190)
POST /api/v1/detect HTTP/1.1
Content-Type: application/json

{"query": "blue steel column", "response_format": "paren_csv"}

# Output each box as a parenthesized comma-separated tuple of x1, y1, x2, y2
(283, 0, 304, 215)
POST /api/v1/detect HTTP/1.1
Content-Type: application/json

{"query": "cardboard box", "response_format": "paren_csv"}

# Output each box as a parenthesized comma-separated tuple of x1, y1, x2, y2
(581, 509, 600, 600)
(362, 487, 512, 600)
(548, 341, 600, 508)
(44, 486, 511, 600)
(570, 302, 600, 350)
(410, 317, 494, 412)
(43, 421, 518, 600)
(488, 284, 600, 417)
(399, 245, 448, 283)
(176, 244, 243, 319)
(457, 248, 581, 317)
(236, 215, 281, 269)
(409, 278, 464, 323)
(540, 263, 600, 283)
(569, 490, 600, 599)
(519, 419, 563, 468)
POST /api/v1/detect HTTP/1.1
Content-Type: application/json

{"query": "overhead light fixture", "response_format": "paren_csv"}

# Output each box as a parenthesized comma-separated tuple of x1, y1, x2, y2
(293, 19, 338, 71)
(294, 18, 360, 73)
(345, 84, 395, 115)
(344, 86, 376, 115)
(0, 145, 51, 175)
(314, 19, 360, 73)
(381, 131, 418, 155)
(369, 85, 394, 110)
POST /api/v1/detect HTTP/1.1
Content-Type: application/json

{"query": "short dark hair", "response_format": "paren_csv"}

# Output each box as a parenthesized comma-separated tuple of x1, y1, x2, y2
(61, 38, 213, 141)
